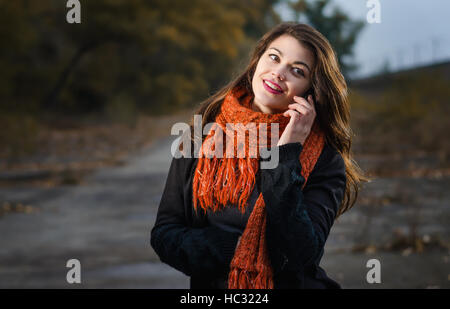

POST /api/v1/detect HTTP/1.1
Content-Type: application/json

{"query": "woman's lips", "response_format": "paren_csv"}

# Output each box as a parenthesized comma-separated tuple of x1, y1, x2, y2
(262, 79, 283, 95)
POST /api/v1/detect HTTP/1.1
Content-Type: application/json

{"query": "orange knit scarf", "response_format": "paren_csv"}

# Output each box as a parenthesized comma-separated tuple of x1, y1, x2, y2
(192, 85, 325, 289)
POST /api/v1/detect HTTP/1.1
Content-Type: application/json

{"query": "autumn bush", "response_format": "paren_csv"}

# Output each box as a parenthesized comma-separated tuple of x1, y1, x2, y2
(349, 72, 450, 165)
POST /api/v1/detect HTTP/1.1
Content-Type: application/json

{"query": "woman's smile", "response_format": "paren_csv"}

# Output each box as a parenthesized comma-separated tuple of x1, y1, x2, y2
(251, 34, 315, 114)
(262, 79, 284, 94)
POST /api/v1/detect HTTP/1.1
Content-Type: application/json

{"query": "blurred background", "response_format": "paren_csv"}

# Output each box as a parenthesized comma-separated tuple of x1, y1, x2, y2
(0, 0, 448, 288)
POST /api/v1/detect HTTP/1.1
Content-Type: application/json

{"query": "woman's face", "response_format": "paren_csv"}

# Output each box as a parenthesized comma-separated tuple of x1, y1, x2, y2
(251, 34, 315, 114)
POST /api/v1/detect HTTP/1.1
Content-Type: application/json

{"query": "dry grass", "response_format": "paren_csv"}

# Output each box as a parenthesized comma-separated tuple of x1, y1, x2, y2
(349, 73, 450, 178)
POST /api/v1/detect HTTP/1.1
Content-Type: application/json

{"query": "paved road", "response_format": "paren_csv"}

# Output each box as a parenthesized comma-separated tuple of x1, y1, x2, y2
(0, 135, 189, 288)
(0, 135, 448, 288)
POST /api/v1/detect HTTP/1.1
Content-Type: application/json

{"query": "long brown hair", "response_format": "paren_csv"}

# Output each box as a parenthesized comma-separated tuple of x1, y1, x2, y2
(185, 22, 369, 218)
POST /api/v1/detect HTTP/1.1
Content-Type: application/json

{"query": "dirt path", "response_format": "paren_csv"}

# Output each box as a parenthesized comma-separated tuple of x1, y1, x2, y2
(0, 135, 448, 288)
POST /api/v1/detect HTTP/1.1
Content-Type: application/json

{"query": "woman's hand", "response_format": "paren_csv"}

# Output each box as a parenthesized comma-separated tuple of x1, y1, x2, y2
(277, 95, 316, 146)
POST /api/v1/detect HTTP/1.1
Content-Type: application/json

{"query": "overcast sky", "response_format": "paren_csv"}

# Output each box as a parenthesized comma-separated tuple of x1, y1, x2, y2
(277, 0, 450, 78)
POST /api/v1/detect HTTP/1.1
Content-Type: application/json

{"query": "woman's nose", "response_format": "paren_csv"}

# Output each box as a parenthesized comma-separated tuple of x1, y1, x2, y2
(272, 70, 285, 81)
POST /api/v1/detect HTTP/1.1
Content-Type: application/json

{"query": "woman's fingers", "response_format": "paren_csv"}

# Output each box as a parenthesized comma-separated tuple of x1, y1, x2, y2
(283, 109, 301, 119)
(290, 95, 316, 115)
(279, 95, 316, 146)
(288, 103, 307, 115)
(293, 95, 314, 107)
(307, 94, 315, 106)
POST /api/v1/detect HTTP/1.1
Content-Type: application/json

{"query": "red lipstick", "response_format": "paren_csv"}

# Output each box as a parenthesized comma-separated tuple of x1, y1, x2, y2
(262, 79, 283, 94)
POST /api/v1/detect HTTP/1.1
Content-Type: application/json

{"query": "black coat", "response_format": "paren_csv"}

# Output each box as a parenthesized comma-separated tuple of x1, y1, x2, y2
(150, 141, 346, 289)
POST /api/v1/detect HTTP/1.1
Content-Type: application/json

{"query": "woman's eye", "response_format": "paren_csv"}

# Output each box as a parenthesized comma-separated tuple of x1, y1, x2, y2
(268, 54, 304, 77)
(293, 67, 305, 77)
(269, 54, 279, 61)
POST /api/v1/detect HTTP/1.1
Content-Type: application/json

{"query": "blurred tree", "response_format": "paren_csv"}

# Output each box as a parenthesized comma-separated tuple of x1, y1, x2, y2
(224, 0, 282, 39)
(50, 0, 249, 114)
(287, 0, 365, 77)
(0, 0, 286, 118)
(211, 0, 283, 88)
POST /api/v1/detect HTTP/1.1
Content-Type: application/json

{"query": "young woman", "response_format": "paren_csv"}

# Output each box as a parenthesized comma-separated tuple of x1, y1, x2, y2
(151, 22, 367, 289)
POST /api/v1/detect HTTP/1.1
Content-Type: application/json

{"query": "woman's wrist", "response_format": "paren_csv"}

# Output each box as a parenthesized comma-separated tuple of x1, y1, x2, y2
(277, 135, 306, 146)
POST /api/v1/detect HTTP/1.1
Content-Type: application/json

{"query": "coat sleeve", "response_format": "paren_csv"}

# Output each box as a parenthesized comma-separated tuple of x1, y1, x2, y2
(259, 142, 346, 274)
(150, 156, 241, 277)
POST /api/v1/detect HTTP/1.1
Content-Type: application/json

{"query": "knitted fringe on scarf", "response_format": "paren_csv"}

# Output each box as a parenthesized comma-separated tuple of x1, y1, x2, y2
(192, 85, 325, 289)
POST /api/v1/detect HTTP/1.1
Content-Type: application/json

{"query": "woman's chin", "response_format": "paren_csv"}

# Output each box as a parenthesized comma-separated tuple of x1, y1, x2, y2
(261, 100, 286, 112)
(258, 104, 286, 114)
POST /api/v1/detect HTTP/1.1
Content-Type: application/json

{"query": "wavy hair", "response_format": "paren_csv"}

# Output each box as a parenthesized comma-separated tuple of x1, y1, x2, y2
(184, 22, 369, 217)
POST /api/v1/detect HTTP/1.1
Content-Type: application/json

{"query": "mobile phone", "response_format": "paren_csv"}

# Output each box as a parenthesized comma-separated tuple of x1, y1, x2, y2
(303, 87, 315, 101)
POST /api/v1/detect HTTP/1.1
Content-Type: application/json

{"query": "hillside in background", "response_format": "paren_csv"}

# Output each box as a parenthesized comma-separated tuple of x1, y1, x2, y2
(348, 60, 450, 166)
